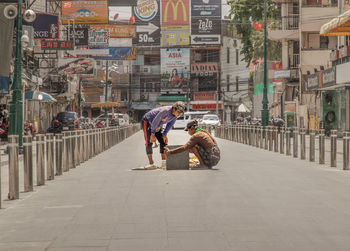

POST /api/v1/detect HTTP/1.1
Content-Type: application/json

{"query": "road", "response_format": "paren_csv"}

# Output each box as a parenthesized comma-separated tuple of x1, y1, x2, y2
(1, 129, 350, 250)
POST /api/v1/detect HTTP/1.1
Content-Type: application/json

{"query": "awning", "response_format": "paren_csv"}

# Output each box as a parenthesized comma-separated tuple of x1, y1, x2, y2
(236, 103, 250, 113)
(25, 90, 57, 102)
(320, 9, 350, 36)
(91, 101, 120, 108)
(156, 95, 186, 102)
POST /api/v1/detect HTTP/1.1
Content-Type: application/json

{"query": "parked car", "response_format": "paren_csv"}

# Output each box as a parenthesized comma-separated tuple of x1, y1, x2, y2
(94, 114, 119, 127)
(115, 113, 129, 126)
(202, 114, 221, 127)
(56, 112, 79, 131)
(173, 111, 209, 129)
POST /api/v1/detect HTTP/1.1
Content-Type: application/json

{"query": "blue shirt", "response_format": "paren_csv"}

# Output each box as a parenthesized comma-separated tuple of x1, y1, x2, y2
(144, 106, 177, 136)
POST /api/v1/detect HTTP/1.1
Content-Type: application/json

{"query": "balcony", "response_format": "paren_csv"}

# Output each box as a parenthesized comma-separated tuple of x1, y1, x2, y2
(268, 15, 299, 40)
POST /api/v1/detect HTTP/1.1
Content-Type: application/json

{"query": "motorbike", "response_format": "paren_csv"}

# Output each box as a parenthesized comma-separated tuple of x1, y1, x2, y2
(24, 121, 36, 136)
(0, 121, 8, 139)
(47, 119, 62, 133)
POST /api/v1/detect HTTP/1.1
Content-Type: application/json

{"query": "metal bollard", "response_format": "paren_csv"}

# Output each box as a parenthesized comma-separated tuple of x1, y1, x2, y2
(280, 128, 285, 154)
(74, 131, 80, 166)
(46, 133, 54, 180)
(268, 126, 273, 151)
(62, 132, 68, 172)
(319, 129, 325, 164)
(293, 128, 298, 158)
(309, 129, 315, 162)
(274, 127, 278, 153)
(23, 136, 33, 192)
(55, 134, 63, 175)
(343, 132, 350, 170)
(68, 131, 74, 169)
(84, 130, 89, 161)
(286, 128, 291, 156)
(300, 128, 306, 160)
(330, 130, 337, 167)
(36, 134, 45, 185)
(8, 135, 19, 200)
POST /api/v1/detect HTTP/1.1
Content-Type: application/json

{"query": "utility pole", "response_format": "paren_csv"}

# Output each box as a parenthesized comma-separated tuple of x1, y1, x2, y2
(261, 0, 269, 126)
(9, 0, 24, 149)
(104, 60, 109, 126)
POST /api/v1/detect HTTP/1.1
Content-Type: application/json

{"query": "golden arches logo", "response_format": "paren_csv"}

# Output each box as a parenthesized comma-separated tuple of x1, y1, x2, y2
(163, 0, 187, 22)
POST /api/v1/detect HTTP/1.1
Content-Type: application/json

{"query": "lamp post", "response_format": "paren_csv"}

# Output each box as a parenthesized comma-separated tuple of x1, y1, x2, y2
(261, 0, 269, 126)
(104, 60, 109, 127)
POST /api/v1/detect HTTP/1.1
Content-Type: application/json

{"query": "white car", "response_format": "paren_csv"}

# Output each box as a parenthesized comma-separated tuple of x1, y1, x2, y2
(202, 114, 221, 127)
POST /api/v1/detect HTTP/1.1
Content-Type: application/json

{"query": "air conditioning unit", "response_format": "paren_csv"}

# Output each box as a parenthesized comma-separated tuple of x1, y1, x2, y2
(143, 66, 152, 73)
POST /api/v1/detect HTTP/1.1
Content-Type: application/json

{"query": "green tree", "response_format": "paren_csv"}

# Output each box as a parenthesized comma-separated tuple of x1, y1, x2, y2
(229, 0, 281, 65)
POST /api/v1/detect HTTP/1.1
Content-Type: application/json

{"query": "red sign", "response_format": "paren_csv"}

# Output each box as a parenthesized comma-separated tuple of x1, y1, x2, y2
(192, 104, 222, 110)
(41, 40, 74, 50)
(272, 61, 282, 70)
(193, 92, 215, 101)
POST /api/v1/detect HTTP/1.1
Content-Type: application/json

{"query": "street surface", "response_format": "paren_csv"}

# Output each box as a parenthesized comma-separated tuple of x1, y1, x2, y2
(1, 130, 350, 250)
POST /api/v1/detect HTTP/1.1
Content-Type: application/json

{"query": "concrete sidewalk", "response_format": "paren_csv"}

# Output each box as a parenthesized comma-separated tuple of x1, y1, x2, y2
(1, 130, 350, 250)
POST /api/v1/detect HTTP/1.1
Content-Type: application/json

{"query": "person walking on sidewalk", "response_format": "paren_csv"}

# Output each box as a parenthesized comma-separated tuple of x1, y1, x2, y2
(164, 120, 221, 169)
(141, 101, 186, 169)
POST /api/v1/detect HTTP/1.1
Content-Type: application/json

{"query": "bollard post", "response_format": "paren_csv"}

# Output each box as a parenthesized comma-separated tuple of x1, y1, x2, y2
(74, 131, 80, 166)
(300, 128, 306, 160)
(330, 130, 337, 167)
(36, 134, 45, 185)
(46, 133, 54, 180)
(23, 136, 33, 192)
(67, 131, 74, 169)
(55, 134, 63, 175)
(309, 129, 315, 162)
(259, 126, 264, 149)
(8, 135, 19, 200)
(343, 132, 350, 170)
(280, 128, 285, 154)
(293, 128, 298, 158)
(264, 127, 268, 150)
(319, 129, 325, 164)
(286, 128, 291, 156)
(62, 132, 68, 172)
(268, 126, 273, 151)
(274, 127, 278, 152)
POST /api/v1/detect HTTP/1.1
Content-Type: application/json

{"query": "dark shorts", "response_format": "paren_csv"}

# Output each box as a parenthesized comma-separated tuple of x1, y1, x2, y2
(141, 118, 166, 155)
(196, 145, 212, 167)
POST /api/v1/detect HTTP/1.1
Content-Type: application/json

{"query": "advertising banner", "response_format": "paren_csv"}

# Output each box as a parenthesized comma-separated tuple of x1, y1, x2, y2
(161, 0, 190, 46)
(94, 47, 137, 60)
(109, 6, 132, 22)
(58, 58, 96, 77)
(191, 0, 221, 45)
(193, 92, 215, 101)
(133, 0, 161, 45)
(41, 40, 74, 50)
(68, 26, 89, 46)
(191, 62, 218, 77)
(23, 13, 59, 39)
(90, 24, 136, 38)
(322, 66, 336, 88)
(62, 0, 108, 24)
(192, 103, 222, 110)
(161, 48, 190, 94)
(88, 27, 109, 47)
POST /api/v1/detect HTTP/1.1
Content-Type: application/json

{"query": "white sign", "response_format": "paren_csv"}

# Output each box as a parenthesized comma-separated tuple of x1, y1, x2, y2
(274, 70, 290, 78)
(191, 35, 221, 45)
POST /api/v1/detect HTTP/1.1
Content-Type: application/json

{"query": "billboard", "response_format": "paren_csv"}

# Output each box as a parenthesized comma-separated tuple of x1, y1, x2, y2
(161, 0, 190, 46)
(161, 48, 190, 94)
(88, 27, 109, 47)
(94, 47, 136, 60)
(109, 6, 132, 23)
(23, 13, 59, 39)
(68, 26, 89, 46)
(90, 24, 136, 38)
(58, 58, 96, 77)
(191, 0, 221, 45)
(133, 0, 160, 45)
(62, 0, 108, 24)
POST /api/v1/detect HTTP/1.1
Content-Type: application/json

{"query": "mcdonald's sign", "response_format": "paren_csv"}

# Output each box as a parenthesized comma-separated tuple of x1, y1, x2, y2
(161, 0, 189, 27)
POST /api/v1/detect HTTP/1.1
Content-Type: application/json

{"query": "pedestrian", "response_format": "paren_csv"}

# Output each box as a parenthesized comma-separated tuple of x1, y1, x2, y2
(164, 119, 221, 169)
(141, 101, 186, 169)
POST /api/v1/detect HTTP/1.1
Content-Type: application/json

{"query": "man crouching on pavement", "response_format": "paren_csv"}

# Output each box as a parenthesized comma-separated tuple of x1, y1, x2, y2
(141, 101, 186, 169)
(164, 120, 221, 169)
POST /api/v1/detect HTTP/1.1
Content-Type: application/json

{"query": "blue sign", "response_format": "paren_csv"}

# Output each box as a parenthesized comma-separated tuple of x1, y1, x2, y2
(94, 47, 136, 60)
(0, 77, 10, 94)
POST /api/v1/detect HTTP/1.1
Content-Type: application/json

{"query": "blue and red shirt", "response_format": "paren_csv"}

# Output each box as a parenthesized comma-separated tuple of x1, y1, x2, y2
(144, 106, 176, 136)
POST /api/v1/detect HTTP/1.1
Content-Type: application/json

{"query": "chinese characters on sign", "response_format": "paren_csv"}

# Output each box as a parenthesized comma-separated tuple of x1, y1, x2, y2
(41, 40, 74, 50)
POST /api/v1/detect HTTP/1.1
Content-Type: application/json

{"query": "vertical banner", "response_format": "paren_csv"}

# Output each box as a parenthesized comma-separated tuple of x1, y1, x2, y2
(133, 0, 161, 45)
(191, 0, 221, 45)
(161, 0, 190, 46)
(161, 48, 190, 94)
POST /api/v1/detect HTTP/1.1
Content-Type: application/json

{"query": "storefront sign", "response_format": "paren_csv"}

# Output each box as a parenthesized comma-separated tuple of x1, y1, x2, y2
(90, 24, 136, 38)
(274, 70, 290, 78)
(191, 62, 218, 76)
(322, 67, 336, 88)
(307, 73, 319, 90)
(161, 0, 190, 46)
(88, 27, 109, 47)
(133, 0, 160, 45)
(193, 92, 215, 101)
(41, 40, 74, 50)
(336, 61, 350, 84)
(62, 0, 108, 24)
(68, 27, 89, 46)
(94, 47, 136, 60)
(192, 103, 222, 110)
(161, 48, 190, 94)
(23, 13, 59, 39)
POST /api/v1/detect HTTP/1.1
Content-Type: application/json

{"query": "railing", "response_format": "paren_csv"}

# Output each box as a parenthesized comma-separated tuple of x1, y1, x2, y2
(271, 15, 299, 30)
(215, 125, 350, 172)
(2, 124, 140, 207)
(289, 54, 300, 69)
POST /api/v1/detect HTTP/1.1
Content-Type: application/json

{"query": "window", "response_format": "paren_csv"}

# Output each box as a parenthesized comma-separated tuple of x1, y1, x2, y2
(155, 83, 161, 92)
(140, 82, 145, 93)
(320, 36, 329, 49)
(226, 75, 230, 91)
(236, 49, 239, 65)
(144, 55, 160, 65)
(227, 48, 230, 64)
(146, 83, 153, 92)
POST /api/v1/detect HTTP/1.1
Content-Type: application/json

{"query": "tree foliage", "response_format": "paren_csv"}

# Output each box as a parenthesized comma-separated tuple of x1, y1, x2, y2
(229, 0, 281, 65)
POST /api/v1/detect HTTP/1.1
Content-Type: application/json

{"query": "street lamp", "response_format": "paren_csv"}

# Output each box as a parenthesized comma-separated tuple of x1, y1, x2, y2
(261, 0, 269, 126)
